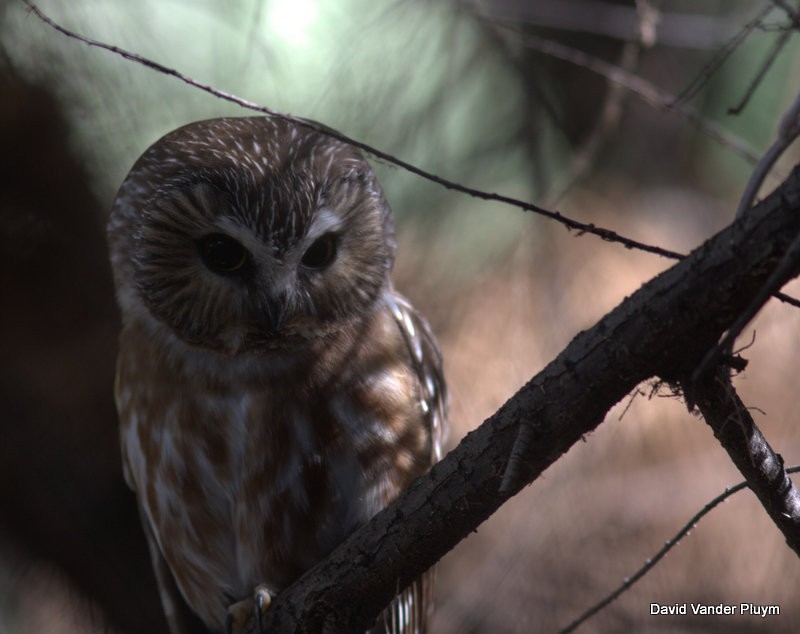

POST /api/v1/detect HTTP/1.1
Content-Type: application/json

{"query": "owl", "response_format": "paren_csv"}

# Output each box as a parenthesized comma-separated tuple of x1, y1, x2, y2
(107, 117, 446, 634)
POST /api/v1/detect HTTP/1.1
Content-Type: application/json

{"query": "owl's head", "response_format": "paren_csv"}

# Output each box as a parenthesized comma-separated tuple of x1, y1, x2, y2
(108, 117, 397, 355)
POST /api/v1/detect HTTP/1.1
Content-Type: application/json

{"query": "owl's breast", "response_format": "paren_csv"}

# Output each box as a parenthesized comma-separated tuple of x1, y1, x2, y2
(116, 303, 433, 629)
(229, 387, 379, 589)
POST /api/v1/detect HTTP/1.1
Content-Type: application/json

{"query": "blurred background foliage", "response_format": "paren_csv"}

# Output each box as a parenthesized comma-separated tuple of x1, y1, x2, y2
(1, 0, 800, 632)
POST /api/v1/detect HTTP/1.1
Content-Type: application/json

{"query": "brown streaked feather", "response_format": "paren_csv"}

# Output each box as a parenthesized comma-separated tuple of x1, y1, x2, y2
(137, 502, 210, 634)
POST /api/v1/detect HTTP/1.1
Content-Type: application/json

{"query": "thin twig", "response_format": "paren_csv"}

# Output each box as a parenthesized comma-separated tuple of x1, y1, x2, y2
(23, 0, 683, 261)
(27, 0, 800, 316)
(672, 3, 775, 106)
(737, 88, 800, 216)
(26, 0, 800, 314)
(771, 0, 800, 22)
(545, 4, 648, 204)
(501, 25, 762, 165)
(565, 364, 800, 633)
(775, 290, 800, 307)
(728, 16, 796, 115)
(558, 465, 800, 634)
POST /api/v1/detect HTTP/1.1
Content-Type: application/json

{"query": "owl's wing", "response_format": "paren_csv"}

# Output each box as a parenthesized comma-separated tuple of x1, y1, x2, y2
(386, 290, 447, 464)
(120, 423, 210, 633)
(136, 502, 212, 634)
(369, 579, 432, 634)
(374, 290, 447, 634)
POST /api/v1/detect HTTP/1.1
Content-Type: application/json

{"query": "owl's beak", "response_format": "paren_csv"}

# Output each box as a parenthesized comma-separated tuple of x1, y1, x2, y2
(261, 295, 287, 335)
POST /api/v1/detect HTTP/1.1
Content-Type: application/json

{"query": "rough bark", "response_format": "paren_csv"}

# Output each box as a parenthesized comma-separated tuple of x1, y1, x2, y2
(247, 166, 800, 632)
(691, 369, 800, 553)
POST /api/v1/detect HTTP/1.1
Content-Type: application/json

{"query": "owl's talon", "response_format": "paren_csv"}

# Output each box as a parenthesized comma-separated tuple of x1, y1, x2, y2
(255, 584, 274, 633)
(225, 585, 274, 633)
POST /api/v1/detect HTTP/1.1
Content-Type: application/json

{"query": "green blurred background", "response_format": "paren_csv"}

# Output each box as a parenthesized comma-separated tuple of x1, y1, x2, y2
(1, 0, 800, 632)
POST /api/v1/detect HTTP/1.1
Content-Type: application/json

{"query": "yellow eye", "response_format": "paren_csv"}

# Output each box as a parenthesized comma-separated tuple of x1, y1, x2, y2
(198, 234, 248, 274)
(301, 233, 338, 270)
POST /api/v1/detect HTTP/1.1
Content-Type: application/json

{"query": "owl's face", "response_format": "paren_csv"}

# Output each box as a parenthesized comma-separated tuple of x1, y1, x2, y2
(108, 117, 396, 356)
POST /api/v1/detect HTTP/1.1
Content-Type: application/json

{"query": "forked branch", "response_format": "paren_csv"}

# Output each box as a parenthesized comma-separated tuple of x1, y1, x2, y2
(250, 167, 800, 632)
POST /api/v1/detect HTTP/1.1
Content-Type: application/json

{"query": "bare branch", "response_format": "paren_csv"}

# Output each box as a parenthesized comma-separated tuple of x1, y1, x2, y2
(245, 166, 800, 632)
(496, 25, 762, 165)
(544, 6, 647, 203)
(24, 0, 683, 261)
(691, 370, 800, 551)
(474, 0, 746, 49)
(776, 289, 800, 307)
(772, 0, 800, 20)
(674, 3, 775, 106)
(728, 6, 800, 115)
(737, 88, 800, 216)
(560, 463, 800, 634)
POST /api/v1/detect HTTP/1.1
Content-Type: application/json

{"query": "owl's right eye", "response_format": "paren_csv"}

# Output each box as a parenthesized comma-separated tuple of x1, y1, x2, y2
(197, 234, 249, 275)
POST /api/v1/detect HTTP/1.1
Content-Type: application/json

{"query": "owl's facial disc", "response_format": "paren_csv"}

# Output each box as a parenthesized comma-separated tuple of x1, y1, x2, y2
(122, 119, 397, 357)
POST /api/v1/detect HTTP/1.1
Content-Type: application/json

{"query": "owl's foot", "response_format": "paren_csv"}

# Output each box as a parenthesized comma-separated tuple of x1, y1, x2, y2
(225, 600, 251, 634)
(225, 584, 275, 634)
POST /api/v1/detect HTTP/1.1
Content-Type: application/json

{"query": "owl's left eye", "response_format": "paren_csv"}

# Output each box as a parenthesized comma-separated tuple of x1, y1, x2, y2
(197, 234, 249, 274)
(301, 233, 338, 270)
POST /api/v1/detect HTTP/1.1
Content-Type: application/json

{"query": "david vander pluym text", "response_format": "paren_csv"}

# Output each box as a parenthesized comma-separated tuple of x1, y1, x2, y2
(650, 603, 780, 618)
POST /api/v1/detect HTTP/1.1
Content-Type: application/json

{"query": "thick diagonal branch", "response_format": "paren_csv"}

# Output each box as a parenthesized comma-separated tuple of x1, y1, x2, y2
(691, 369, 800, 553)
(252, 165, 800, 633)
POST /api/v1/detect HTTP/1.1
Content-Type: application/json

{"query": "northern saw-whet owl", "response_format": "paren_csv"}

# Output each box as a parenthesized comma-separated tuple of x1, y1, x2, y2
(108, 117, 446, 634)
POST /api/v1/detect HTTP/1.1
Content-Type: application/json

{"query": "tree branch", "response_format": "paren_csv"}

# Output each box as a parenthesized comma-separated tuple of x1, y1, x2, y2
(248, 166, 800, 632)
(690, 369, 800, 553)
